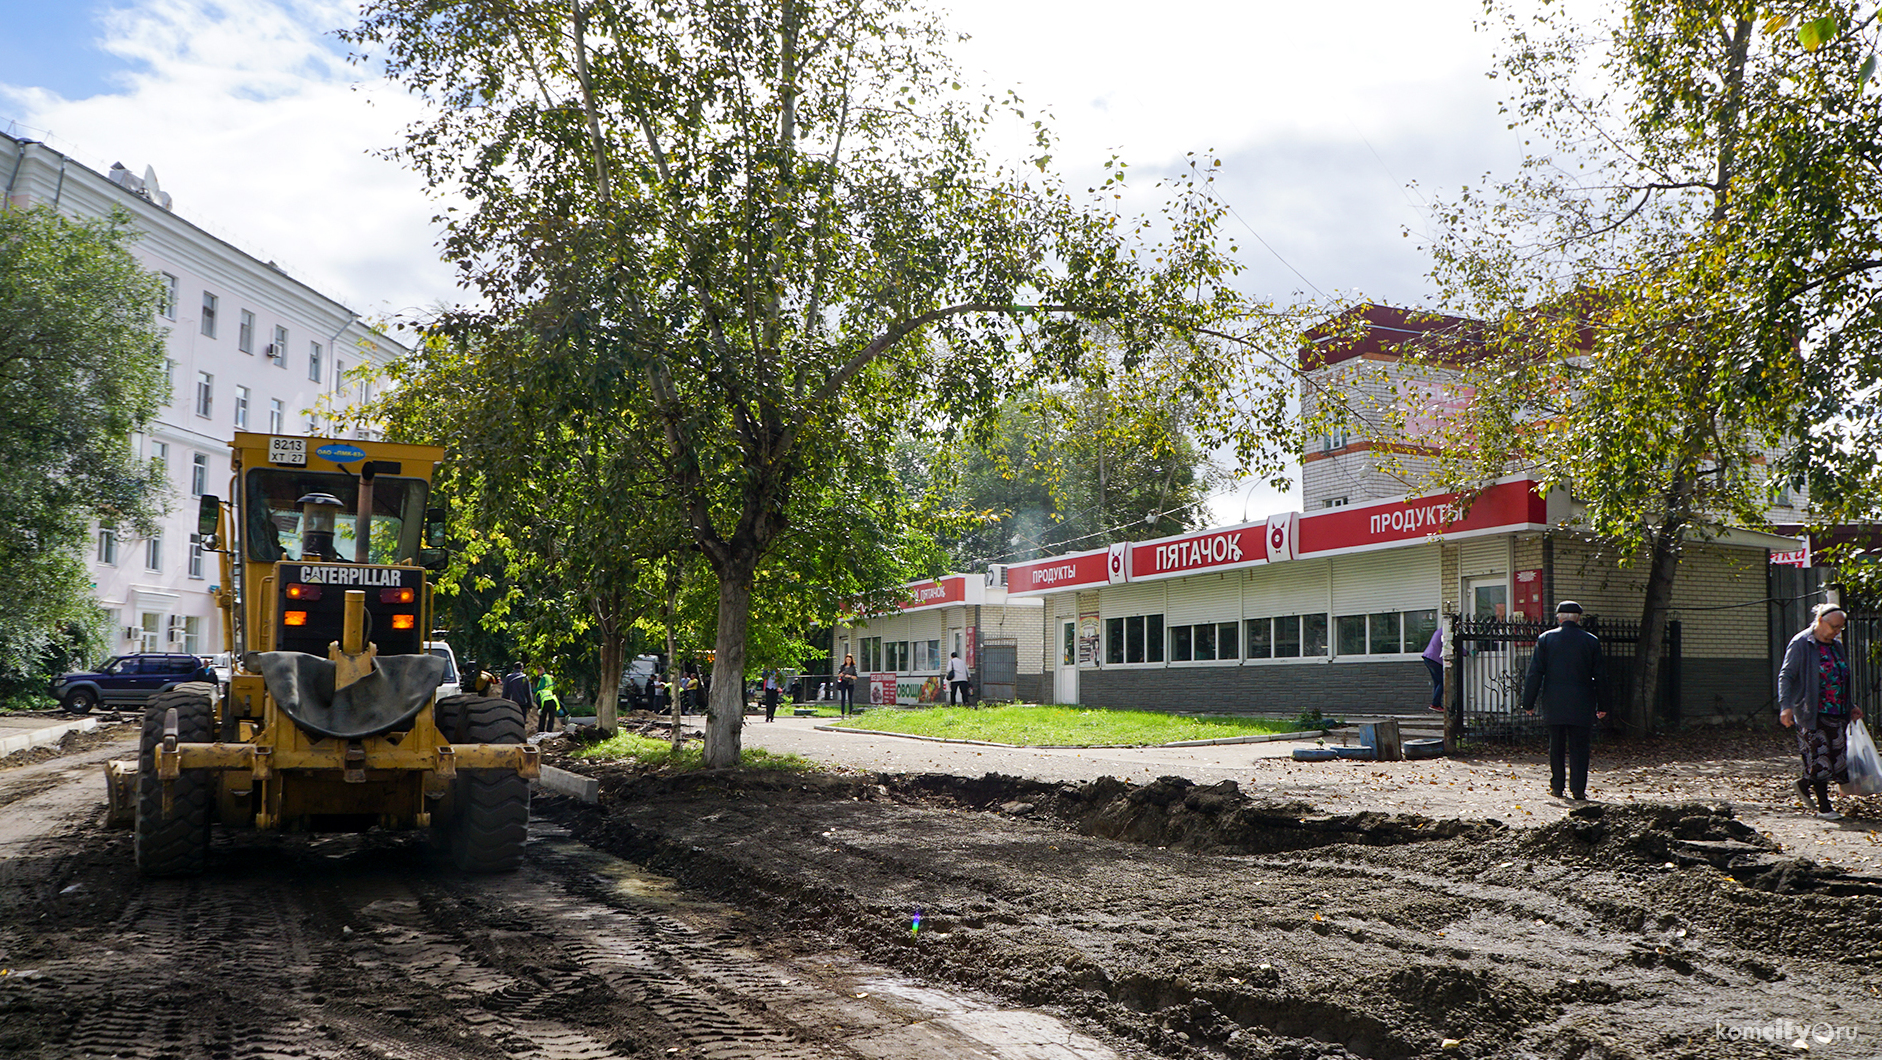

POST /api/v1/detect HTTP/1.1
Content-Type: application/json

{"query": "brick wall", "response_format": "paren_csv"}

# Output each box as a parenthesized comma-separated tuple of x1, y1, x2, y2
(1080, 661, 1429, 715)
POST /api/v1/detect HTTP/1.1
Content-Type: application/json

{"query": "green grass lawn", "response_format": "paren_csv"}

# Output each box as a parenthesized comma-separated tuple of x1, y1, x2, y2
(827, 704, 1309, 746)
(572, 733, 818, 771)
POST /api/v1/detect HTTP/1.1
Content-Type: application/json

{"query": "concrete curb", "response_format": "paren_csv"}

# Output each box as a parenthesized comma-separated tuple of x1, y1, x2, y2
(0, 717, 100, 759)
(534, 765, 600, 804)
(809, 724, 1328, 750)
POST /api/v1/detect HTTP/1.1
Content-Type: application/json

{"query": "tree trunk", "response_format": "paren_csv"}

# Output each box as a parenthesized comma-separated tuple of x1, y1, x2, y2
(595, 628, 623, 735)
(665, 560, 682, 751)
(704, 561, 755, 769)
(1628, 516, 1684, 737)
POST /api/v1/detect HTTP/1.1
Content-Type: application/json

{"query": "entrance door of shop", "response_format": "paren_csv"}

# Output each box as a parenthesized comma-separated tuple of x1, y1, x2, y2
(1467, 577, 1509, 621)
(1058, 620, 1078, 704)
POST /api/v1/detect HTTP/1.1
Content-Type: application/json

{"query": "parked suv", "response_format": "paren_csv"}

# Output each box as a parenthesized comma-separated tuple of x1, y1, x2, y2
(49, 653, 217, 714)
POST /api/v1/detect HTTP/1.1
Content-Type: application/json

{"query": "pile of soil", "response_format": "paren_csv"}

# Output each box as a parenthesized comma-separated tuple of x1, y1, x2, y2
(555, 766, 1882, 1059)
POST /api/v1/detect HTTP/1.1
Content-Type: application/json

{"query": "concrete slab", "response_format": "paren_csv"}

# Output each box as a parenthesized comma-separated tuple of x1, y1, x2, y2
(0, 717, 100, 758)
(534, 765, 599, 803)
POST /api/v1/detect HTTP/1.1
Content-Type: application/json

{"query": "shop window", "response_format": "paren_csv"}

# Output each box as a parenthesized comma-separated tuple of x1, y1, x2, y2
(1106, 613, 1163, 663)
(1263, 614, 1330, 659)
(1216, 621, 1239, 660)
(889, 641, 909, 672)
(1246, 618, 1272, 659)
(921, 639, 941, 671)
(1304, 614, 1328, 656)
(1274, 615, 1301, 658)
(861, 636, 882, 671)
(1170, 624, 1193, 662)
(1370, 612, 1403, 654)
(1405, 609, 1439, 654)
(1336, 615, 1368, 656)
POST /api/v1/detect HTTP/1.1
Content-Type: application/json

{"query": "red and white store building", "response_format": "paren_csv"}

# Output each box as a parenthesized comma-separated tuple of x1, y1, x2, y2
(1006, 475, 1794, 719)
(834, 574, 1045, 706)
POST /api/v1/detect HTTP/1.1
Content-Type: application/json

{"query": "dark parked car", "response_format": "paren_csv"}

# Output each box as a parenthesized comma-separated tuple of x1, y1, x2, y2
(49, 653, 216, 714)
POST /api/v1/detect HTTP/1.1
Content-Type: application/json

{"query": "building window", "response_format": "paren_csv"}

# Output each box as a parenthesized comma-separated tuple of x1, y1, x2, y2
(305, 410, 321, 434)
(309, 342, 323, 382)
(271, 325, 288, 365)
(268, 398, 284, 434)
(159, 273, 178, 319)
(195, 371, 213, 418)
(140, 613, 161, 653)
(860, 636, 883, 672)
(920, 639, 941, 672)
(1105, 613, 1165, 664)
(200, 291, 218, 338)
(239, 309, 255, 353)
(1063, 622, 1075, 666)
(97, 526, 118, 565)
(191, 452, 208, 497)
(150, 440, 168, 475)
(188, 533, 205, 579)
(336, 358, 346, 392)
(1248, 614, 1329, 660)
(234, 386, 250, 429)
(1322, 497, 1348, 508)
(163, 358, 176, 398)
(145, 530, 164, 572)
(886, 641, 909, 672)
(1165, 621, 1240, 662)
(183, 616, 202, 654)
(1320, 428, 1351, 453)
(1331, 610, 1437, 657)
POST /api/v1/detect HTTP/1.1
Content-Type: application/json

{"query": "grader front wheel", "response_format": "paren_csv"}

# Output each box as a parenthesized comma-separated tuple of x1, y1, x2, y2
(135, 684, 217, 876)
(433, 694, 529, 873)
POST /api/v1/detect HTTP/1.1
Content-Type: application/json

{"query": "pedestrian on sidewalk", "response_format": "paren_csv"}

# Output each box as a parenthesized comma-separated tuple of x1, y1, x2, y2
(762, 668, 781, 722)
(1779, 602, 1866, 820)
(1522, 601, 1607, 802)
(947, 651, 972, 707)
(837, 654, 857, 715)
(1420, 625, 1445, 712)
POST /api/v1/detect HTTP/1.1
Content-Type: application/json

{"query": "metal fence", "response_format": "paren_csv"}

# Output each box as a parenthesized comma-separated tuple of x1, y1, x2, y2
(1449, 615, 1681, 741)
(1838, 612, 1882, 717)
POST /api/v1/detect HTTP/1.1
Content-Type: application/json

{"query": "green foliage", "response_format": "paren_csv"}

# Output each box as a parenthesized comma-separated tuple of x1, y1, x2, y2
(572, 732, 817, 772)
(346, 0, 1291, 767)
(1354, 0, 1882, 733)
(913, 377, 1222, 569)
(833, 704, 1299, 745)
(0, 205, 167, 699)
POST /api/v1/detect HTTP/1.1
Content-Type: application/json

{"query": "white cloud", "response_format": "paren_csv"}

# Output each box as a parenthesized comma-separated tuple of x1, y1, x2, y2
(1, 0, 457, 321)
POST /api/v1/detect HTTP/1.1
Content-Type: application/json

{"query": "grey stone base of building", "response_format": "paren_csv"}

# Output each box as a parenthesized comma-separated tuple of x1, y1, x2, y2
(1015, 673, 1042, 705)
(1074, 657, 1774, 725)
(1078, 663, 1432, 715)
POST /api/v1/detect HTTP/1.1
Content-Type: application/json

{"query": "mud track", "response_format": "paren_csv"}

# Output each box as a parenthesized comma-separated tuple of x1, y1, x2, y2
(557, 769, 1882, 1060)
(0, 740, 1140, 1060)
(5, 732, 1881, 1060)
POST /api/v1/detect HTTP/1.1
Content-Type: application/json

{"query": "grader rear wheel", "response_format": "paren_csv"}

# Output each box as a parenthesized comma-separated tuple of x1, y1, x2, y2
(433, 694, 528, 873)
(135, 683, 217, 876)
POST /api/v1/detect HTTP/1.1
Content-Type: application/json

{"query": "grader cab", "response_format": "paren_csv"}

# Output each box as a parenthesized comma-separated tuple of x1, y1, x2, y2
(113, 432, 538, 876)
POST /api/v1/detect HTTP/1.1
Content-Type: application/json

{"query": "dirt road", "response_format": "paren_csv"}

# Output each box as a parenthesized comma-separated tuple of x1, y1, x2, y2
(0, 733, 1139, 1060)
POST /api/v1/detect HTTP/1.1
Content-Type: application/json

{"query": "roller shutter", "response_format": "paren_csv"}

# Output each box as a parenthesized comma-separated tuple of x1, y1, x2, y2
(1103, 582, 1167, 618)
(1458, 539, 1507, 580)
(1246, 560, 1330, 618)
(1165, 572, 1242, 625)
(1331, 545, 1440, 614)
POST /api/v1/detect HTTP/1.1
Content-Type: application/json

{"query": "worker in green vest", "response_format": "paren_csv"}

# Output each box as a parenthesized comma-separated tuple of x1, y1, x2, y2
(534, 668, 563, 734)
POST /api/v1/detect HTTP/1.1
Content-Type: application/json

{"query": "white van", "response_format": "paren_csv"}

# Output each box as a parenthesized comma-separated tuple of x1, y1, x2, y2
(425, 641, 462, 699)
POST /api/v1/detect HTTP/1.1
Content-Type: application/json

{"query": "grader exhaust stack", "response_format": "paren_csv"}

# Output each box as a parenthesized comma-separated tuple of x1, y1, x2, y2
(109, 433, 537, 876)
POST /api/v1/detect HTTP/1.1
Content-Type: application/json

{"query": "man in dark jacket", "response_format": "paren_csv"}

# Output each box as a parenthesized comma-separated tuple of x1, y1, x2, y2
(501, 663, 535, 717)
(1522, 601, 1607, 802)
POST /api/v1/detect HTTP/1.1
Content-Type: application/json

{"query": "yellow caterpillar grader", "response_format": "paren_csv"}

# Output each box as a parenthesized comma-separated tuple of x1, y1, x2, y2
(110, 432, 538, 875)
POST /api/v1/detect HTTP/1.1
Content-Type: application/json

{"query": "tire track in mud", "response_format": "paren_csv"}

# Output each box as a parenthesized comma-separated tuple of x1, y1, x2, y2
(2, 756, 1121, 1060)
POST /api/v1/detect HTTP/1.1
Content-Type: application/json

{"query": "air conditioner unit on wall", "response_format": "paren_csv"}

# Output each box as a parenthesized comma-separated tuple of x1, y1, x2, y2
(123, 626, 140, 641)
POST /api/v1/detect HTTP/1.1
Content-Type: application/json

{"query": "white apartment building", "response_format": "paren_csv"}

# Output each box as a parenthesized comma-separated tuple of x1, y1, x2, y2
(3, 131, 407, 657)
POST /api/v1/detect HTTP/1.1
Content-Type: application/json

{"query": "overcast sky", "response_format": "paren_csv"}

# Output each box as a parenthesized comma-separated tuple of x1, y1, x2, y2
(1, 0, 1531, 526)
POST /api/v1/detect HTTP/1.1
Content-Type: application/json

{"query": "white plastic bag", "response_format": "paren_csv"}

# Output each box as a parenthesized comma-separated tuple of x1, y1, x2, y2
(1843, 719, 1882, 797)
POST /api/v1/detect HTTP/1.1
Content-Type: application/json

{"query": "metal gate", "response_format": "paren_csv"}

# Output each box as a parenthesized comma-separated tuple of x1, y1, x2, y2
(978, 642, 1018, 703)
(1450, 615, 1679, 740)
